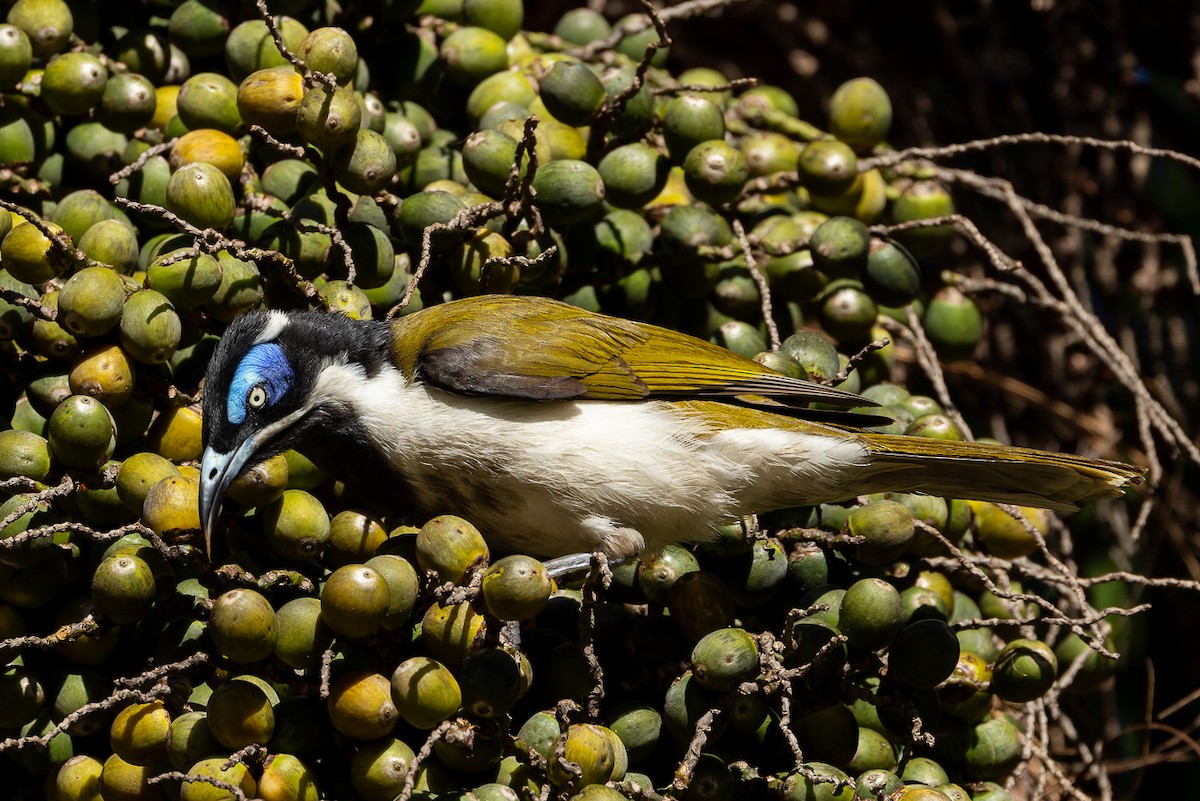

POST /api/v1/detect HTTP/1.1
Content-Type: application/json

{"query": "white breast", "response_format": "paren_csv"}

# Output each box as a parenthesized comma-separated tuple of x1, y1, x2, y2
(311, 362, 868, 557)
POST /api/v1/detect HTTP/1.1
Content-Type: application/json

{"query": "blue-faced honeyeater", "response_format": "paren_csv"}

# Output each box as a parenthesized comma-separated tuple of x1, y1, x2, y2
(199, 295, 1143, 560)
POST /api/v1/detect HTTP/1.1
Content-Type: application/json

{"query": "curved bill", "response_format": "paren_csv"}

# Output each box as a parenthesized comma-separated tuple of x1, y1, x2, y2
(199, 437, 259, 556)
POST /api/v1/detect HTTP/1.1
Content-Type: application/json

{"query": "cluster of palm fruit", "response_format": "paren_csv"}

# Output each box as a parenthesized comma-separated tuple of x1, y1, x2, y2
(0, 0, 1127, 799)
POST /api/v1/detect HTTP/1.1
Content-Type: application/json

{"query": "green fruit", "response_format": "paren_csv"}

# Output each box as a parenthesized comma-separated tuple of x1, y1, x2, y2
(849, 500, 914, 564)
(853, 769, 903, 800)
(210, 588, 277, 663)
(462, 127, 520, 198)
(237, 65, 305, 133)
(258, 753, 319, 801)
(78, 219, 139, 273)
(847, 727, 897, 774)
(690, 627, 760, 691)
(811, 216, 870, 279)
(597, 142, 669, 209)
(147, 248, 223, 309)
(663, 670, 727, 744)
(98, 73, 158, 134)
(53, 190, 132, 245)
(921, 286, 983, 359)
(180, 757, 256, 801)
(115, 451, 179, 514)
(539, 59, 604, 126)
(320, 564, 391, 639)
(397, 189, 466, 250)
(297, 83, 362, 151)
(458, 647, 522, 719)
(990, 638, 1058, 702)
(273, 597, 332, 671)
(415, 514, 489, 584)
(177, 72, 242, 134)
(780, 762, 853, 801)
(818, 282, 877, 343)
(7, 0, 73, 58)
(2, 221, 72, 285)
(328, 670, 398, 740)
(225, 17, 309, 80)
(166, 711, 218, 770)
(892, 180, 955, 258)
(482, 554, 552, 620)
(963, 717, 1022, 781)
(391, 655, 462, 729)
(365, 554, 419, 628)
(52, 754, 104, 800)
(864, 239, 921, 307)
(262, 488, 330, 561)
(109, 28, 171, 83)
(741, 130, 801, 176)
(67, 341, 135, 407)
(683, 140, 749, 206)
(440, 26, 508, 87)
(554, 8, 611, 45)
(48, 394, 116, 468)
(829, 77, 892, 152)
(463, 0, 523, 40)
(780, 331, 839, 383)
(325, 508, 387, 564)
(532, 159, 606, 226)
(1053, 632, 1118, 693)
(897, 757, 946, 789)
(297, 26, 359, 84)
(839, 578, 904, 651)
(0, 24, 32, 90)
(207, 678, 276, 751)
(614, 13, 669, 66)
(331, 128, 397, 194)
(0, 106, 36, 164)
(168, 0, 231, 59)
(226, 452, 288, 510)
(721, 536, 789, 605)
(166, 161, 236, 231)
(548, 723, 617, 787)
(57, 266, 126, 338)
(450, 229, 517, 294)
(0, 429, 51, 484)
(600, 66, 655, 137)
(637, 544, 700, 605)
(382, 111, 423, 165)
(65, 122, 129, 184)
(350, 737, 416, 801)
(798, 139, 859, 197)
(421, 600, 485, 667)
(118, 289, 181, 365)
(889, 619, 960, 689)
(663, 94, 726, 162)
(41, 51, 107, 116)
(141, 474, 202, 533)
(91, 555, 155, 625)
(109, 699, 169, 766)
(0, 269, 35, 341)
(791, 702, 859, 766)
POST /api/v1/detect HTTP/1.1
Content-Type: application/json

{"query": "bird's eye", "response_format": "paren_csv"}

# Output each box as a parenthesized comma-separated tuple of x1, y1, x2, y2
(247, 385, 268, 409)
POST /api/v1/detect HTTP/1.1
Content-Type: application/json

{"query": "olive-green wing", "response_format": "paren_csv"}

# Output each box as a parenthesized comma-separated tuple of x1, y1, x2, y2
(390, 295, 866, 408)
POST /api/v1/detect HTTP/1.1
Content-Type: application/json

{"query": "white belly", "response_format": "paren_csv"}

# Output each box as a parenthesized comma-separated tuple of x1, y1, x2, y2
(313, 363, 868, 557)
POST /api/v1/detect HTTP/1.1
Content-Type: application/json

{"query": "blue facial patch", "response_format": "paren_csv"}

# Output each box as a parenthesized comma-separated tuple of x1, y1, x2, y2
(227, 342, 293, 424)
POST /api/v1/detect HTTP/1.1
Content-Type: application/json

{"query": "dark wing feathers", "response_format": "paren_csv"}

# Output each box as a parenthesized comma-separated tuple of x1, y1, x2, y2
(391, 295, 872, 413)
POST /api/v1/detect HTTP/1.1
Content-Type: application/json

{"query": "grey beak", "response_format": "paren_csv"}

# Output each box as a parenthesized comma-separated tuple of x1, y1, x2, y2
(199, 438, 257, 556)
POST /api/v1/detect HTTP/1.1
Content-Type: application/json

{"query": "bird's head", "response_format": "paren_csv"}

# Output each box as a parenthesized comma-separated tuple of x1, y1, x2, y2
(199, 310, 392, 554)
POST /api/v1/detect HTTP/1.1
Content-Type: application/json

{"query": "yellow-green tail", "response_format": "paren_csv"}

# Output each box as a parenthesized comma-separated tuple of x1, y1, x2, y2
(857, 432, 1145, 511)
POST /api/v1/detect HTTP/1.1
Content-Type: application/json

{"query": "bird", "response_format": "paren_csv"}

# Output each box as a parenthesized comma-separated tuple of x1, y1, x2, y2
(199, 294, 1144, 563)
